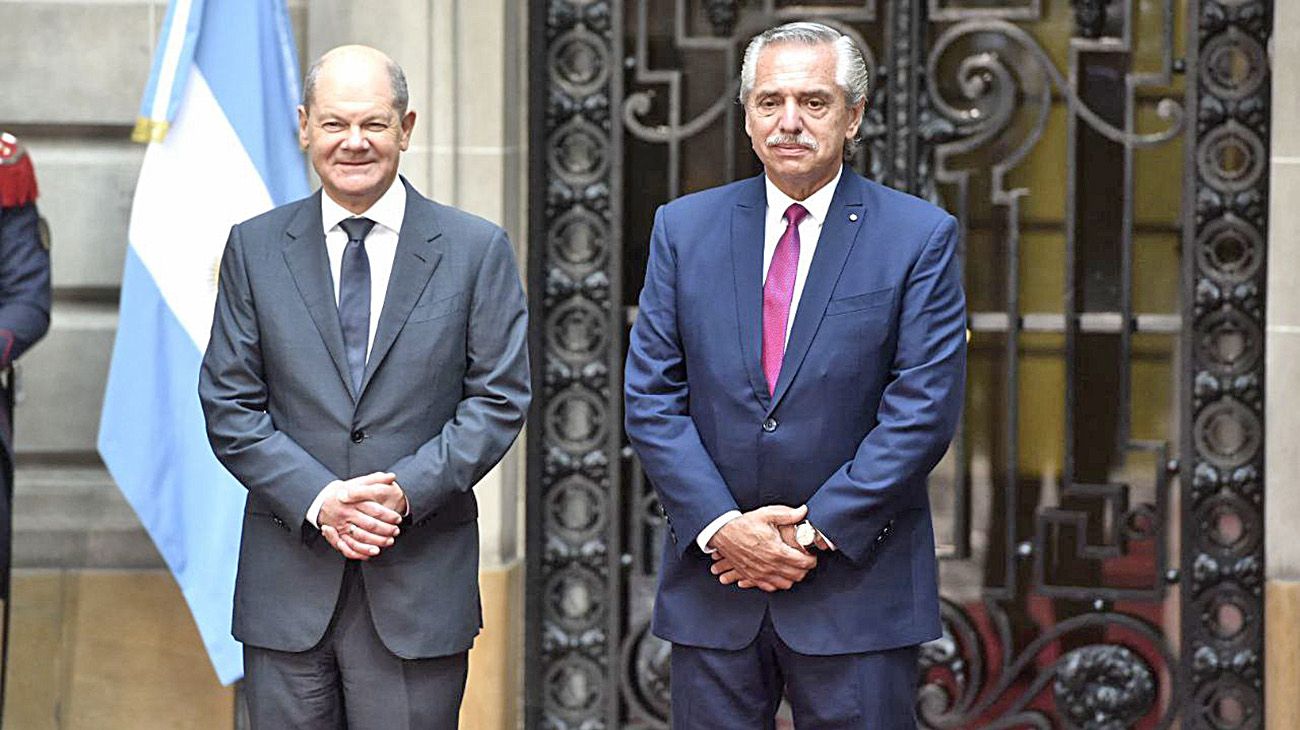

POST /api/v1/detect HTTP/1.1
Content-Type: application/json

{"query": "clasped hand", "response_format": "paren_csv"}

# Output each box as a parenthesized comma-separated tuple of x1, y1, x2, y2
(319, 472, 408, 560)
(707, 504, 818, 592)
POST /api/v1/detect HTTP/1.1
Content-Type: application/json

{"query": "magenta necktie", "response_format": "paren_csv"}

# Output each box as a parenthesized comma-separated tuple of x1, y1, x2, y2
(762, 203, 808, 395)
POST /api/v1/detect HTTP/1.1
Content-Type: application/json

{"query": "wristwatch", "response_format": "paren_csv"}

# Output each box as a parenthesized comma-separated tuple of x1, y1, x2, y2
(794, 520, 818, 550)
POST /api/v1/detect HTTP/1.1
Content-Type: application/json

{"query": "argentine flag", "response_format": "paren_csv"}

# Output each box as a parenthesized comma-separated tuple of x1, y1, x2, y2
(98, 0, 308, 684)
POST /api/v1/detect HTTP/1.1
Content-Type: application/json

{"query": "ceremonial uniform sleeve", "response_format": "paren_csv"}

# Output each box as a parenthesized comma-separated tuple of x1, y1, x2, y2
(0, 202, 52, 367)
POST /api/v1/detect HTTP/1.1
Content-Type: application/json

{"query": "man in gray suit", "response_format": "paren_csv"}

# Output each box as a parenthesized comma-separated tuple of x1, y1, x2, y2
(199, 45, 530, 729)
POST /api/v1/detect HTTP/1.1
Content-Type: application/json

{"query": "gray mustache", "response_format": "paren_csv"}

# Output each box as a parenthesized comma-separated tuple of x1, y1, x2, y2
(764, 133, 819, 151)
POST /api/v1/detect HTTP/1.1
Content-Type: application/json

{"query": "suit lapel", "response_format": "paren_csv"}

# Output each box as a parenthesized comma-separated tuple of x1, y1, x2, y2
(358, 179, 444, 395)
(282, 192, 355, 397)
(768, 170, 866, 414)
(730, 176, 770, 407)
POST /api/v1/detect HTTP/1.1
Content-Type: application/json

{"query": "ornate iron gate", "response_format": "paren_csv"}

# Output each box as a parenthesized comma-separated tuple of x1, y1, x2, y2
(525, 1, 1271, 727)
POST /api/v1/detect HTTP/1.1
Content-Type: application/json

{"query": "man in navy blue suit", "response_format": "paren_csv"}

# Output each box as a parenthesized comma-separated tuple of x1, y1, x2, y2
(624, 21, 966, 728)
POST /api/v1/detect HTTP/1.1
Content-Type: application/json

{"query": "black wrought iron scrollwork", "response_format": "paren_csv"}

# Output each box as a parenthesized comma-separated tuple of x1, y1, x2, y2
(618, 621, 672, 727)
(923, 32, 1048, 207)
(702, 0, 742, 38)
(620, 4, 880, 198)
(1053, 645, 1156, 729)
(1183, 0, 1271, 727)
(928, 21, 1184, 150)
(917, 599, 984, 724)
(919, 601, 1176, 730)
(529, 0, 1272, 727)
(622, 87, 734, 144)
(529, 1, 624, 728)
(1071, 0, 1107, 39)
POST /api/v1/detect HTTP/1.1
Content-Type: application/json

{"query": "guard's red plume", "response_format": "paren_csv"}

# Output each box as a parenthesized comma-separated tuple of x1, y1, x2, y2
(0, 153, 38, 208)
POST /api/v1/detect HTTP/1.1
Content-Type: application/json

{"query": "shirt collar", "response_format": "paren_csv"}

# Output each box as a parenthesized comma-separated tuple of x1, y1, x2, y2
(763, 165, 843, 225)
(320, 176, 407, 236)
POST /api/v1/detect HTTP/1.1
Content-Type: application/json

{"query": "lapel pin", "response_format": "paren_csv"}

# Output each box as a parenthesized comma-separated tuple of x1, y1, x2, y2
(848, 213, 859, 222)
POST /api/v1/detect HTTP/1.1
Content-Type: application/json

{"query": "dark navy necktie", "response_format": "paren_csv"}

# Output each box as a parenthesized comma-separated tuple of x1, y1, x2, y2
(338, 217, 376, 393)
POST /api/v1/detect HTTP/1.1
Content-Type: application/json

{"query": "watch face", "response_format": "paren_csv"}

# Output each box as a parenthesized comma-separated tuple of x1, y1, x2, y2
(795, 522, 815, 547)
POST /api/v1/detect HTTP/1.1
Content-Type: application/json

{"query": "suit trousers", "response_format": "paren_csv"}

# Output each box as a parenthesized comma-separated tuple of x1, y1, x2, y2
(670, 611, 919, 729)
(243, 561, 468, 730)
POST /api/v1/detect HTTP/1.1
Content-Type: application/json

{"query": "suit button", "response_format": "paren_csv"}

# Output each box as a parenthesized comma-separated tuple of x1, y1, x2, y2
(762, 417, 778, 433)
(351, 429, 366, 443)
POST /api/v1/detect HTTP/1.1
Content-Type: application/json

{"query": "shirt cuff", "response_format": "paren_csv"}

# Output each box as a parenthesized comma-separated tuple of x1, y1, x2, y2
(815, 524, 837, 551)
(696, 510, 742, 554)
(306, 481, 341, 529)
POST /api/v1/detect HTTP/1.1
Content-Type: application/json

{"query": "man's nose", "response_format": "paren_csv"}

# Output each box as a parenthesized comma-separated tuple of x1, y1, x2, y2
(778, 98, 801, 133)
(342, 125, 366, 149)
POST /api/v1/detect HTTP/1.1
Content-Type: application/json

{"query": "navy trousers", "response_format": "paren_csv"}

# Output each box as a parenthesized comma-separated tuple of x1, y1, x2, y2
(670, 612, 919, 729)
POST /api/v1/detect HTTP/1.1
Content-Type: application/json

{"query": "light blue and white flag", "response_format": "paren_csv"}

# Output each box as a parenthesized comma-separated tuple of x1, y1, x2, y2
(99, 0, 308, 684)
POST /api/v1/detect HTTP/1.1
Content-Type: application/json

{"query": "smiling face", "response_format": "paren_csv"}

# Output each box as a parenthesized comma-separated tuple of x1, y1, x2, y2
(298, 48, 415, 214)
(743, 41, 864, 200)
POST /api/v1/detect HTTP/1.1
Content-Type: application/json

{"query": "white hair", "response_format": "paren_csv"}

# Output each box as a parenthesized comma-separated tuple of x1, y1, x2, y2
(738, 22, 870, 110)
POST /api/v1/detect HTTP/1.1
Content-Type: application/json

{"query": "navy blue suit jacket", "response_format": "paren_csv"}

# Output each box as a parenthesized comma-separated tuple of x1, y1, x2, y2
(0, 201, 50, 458)
(0, 202, 50, 372)
(624, 167, 965, 655)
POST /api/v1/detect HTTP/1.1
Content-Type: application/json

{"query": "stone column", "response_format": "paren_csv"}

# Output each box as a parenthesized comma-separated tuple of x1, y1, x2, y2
(307, 4, 528, 727)
(1265, 1, 1300, 727)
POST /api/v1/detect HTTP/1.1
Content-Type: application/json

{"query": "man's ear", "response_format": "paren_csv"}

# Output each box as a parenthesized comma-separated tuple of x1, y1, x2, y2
(844, 99, 865, 142)
(297, 105, 310, 150)
(399, 110, 417, 151)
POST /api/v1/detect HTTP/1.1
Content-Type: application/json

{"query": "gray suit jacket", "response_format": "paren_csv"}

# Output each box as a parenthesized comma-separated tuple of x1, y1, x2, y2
(199, 178, 530, 658)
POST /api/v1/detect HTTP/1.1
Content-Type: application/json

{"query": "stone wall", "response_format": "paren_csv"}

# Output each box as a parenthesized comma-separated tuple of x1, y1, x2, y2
(1265, 0, 1300, 727)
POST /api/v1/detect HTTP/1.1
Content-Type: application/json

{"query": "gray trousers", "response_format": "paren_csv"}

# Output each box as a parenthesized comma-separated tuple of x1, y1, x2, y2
(243, 562, 468, 730)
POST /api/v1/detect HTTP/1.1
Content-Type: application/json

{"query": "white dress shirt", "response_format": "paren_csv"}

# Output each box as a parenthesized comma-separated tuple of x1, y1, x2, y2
(695, 168, 843, 553)
(306, 179, 407, 528)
